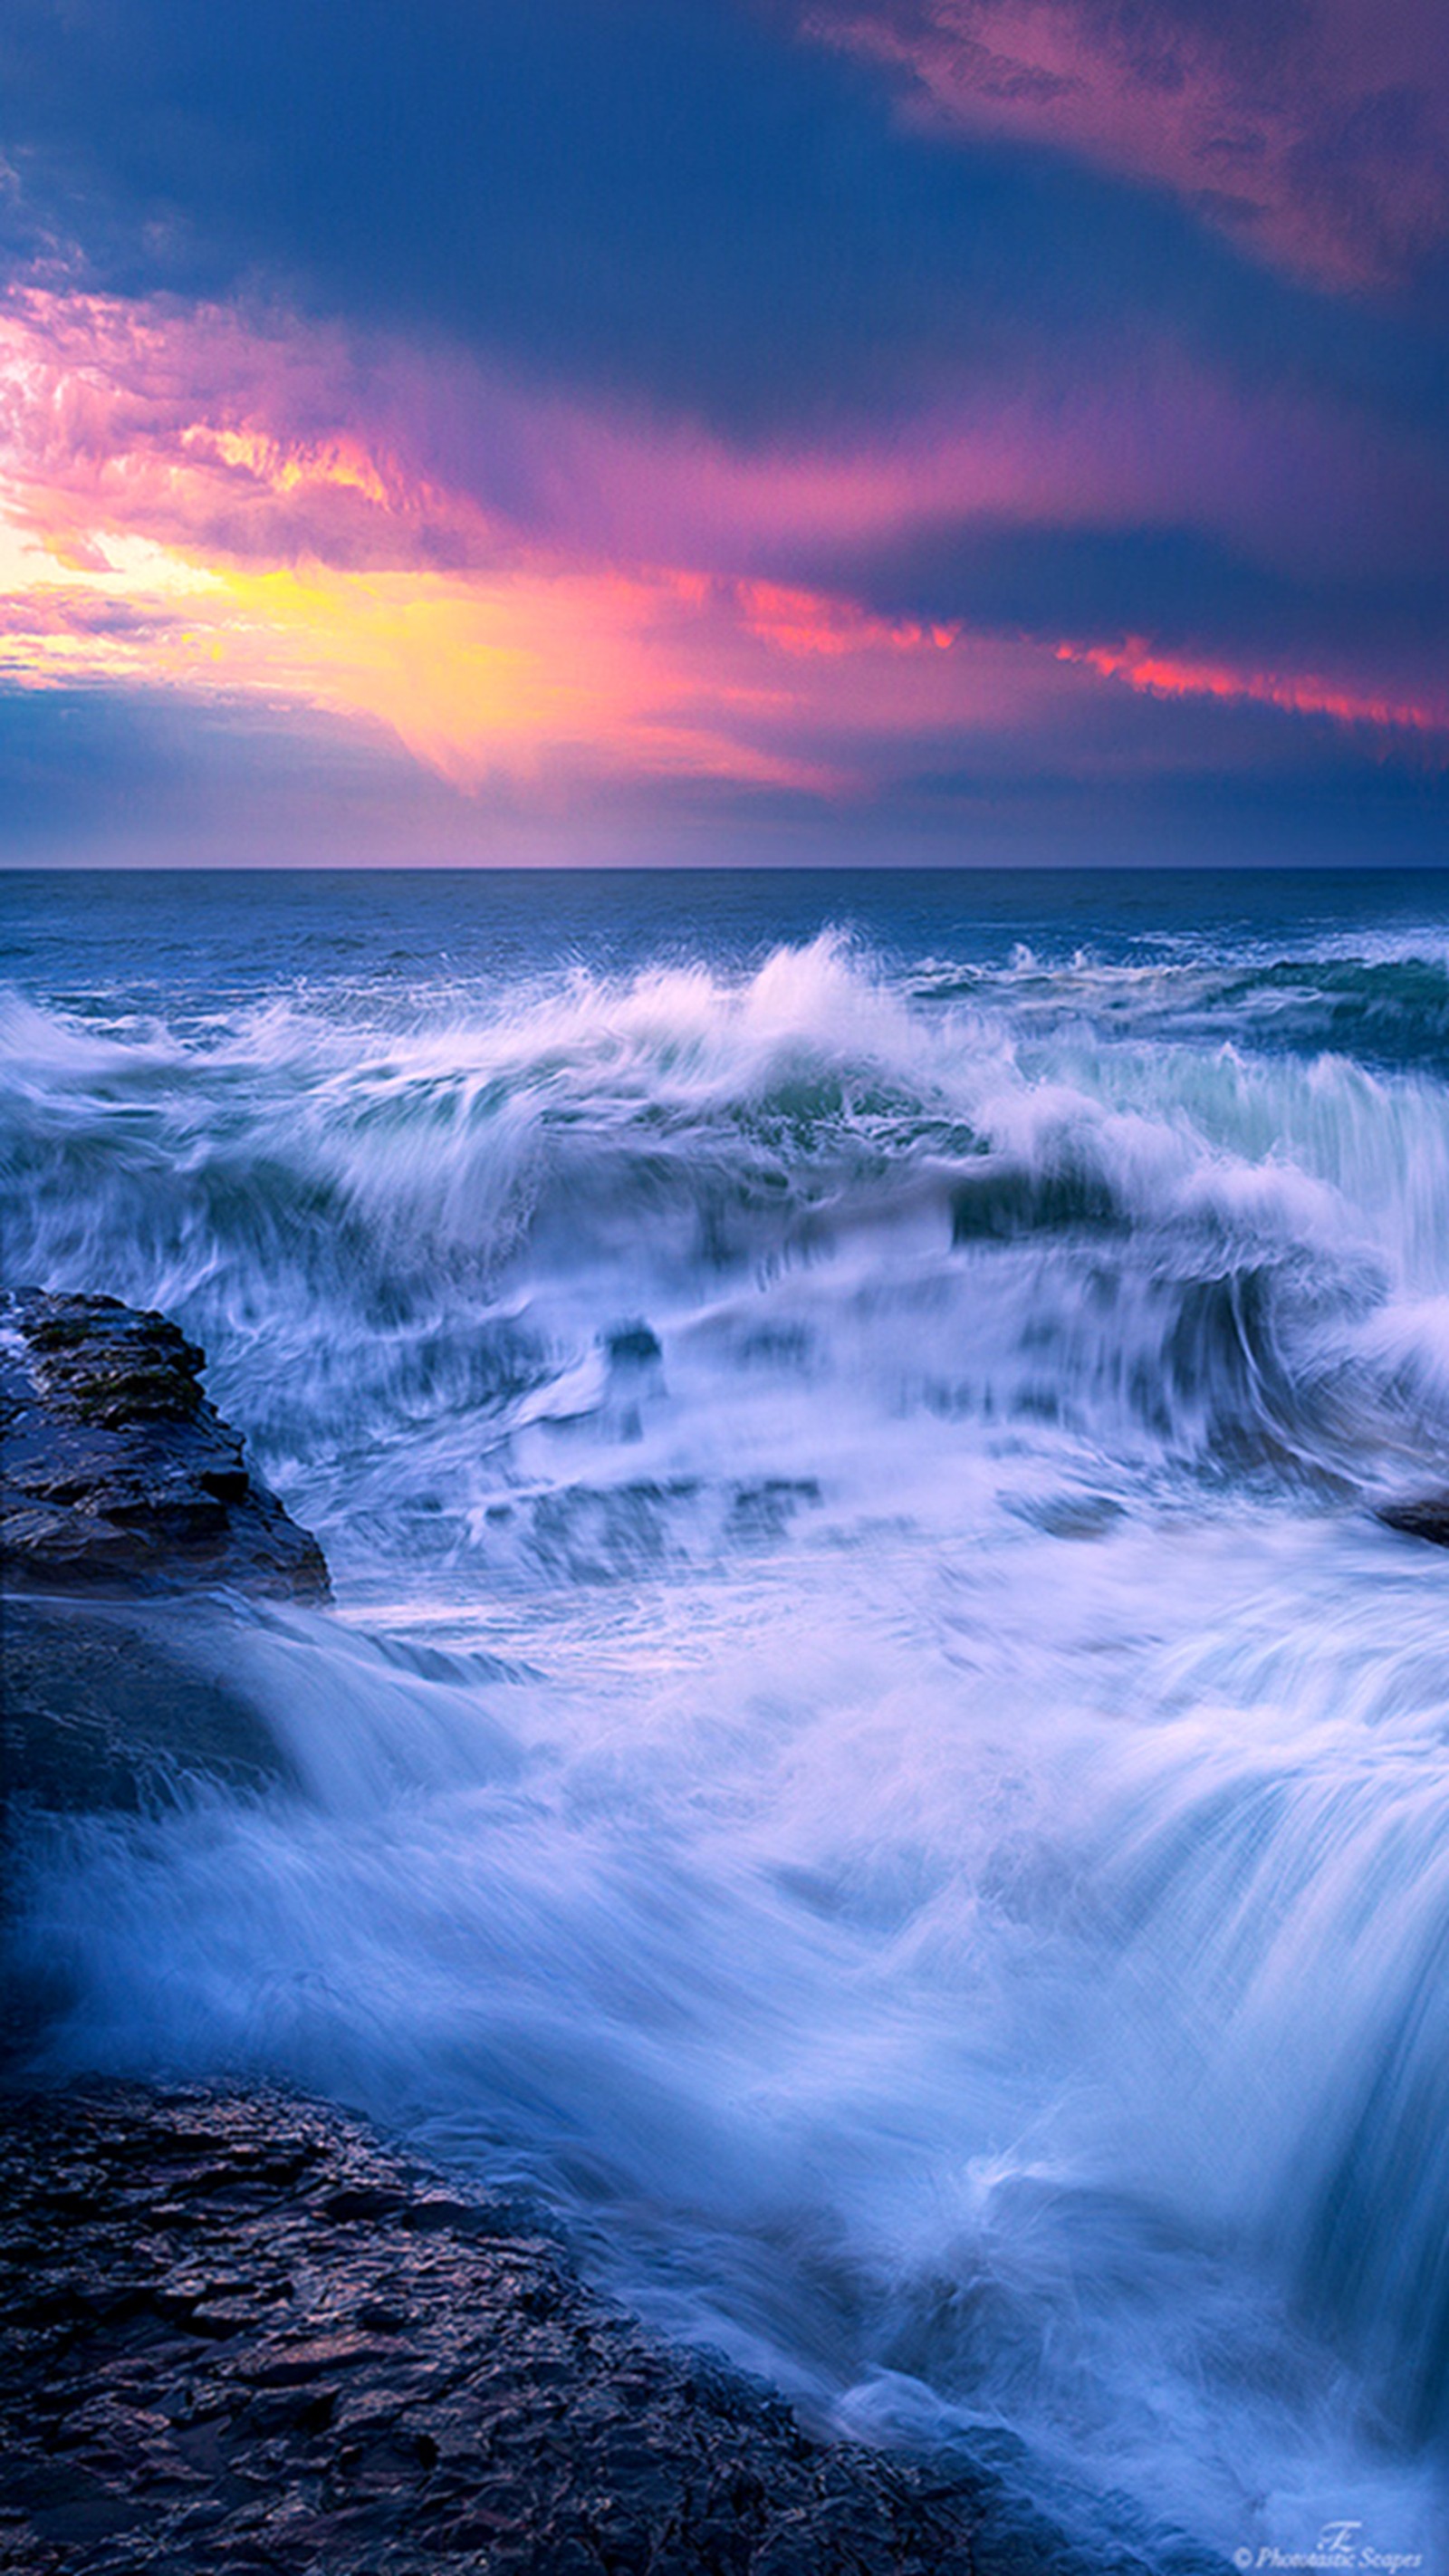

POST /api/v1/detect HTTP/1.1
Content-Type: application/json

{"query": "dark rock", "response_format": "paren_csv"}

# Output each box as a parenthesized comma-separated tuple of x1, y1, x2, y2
(0, 2086, 1216, 2576)
(603, 1320, 662, 1369)
(0, 1596, 296, 1821)
(725, 1477, 820, 1542)
(322, 2185, 408, 2223)
(1377, 1492, 1449, 1547)
(0, 1591, 300, 2060)
(0, 1291, 330, 1601)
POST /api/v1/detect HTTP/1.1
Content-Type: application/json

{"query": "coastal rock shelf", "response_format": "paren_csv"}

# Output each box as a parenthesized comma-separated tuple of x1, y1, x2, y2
(0, 1595, 295, 1833)
(0, 1282, 1222, 2571)
(0, 2086, 1194, 2576)
(0, 1290, 330, 1601)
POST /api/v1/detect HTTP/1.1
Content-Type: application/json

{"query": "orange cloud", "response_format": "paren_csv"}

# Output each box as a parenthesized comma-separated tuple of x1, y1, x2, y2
(2, 284, 1441, 812)
(0, 291, 1030, 798)
(0, 539, 851, 794)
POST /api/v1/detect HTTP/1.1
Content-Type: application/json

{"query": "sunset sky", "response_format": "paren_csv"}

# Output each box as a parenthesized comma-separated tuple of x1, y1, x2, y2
(0, 0, 1445, 864)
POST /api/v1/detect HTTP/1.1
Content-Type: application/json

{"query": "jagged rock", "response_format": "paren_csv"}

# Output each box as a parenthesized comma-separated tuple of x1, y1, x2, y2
(0, 1290, 329, 1601)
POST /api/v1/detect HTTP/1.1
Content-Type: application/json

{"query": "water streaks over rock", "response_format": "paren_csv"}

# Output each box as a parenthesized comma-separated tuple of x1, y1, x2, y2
(0, 2085, 1202, 2576)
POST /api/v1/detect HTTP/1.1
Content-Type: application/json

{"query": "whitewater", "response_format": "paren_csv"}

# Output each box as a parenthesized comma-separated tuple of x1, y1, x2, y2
(6, 866, 1449, 2569)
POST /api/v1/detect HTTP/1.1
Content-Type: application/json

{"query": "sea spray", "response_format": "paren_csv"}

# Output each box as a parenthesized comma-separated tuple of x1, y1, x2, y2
(6, 870, 1449, 2562)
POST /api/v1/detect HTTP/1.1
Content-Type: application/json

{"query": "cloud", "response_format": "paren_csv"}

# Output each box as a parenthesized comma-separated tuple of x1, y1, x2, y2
(6, 276, 1440, 615)
(4, 0, 1427, 444)
(1, 278, 1444, 839)
(0, 289, 1101, 800)
(800, 0, 1449, 288)
(1054, 636, 1448, 747)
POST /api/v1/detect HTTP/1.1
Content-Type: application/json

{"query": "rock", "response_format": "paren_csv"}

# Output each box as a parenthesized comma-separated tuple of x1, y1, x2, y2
(0, 2086, 1217, 2576)
(1377, 1492, 1449, 1546)
(0, 1596, 296, 1819)
(0, 1290, 329, 1601)
(0, 1595, 300, 2053)
(726, 1477, 820, 1542)
(603, 1319, 662, 1370)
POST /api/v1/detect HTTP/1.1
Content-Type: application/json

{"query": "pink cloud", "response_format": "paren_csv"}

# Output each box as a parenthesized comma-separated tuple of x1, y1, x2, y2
(0, 290, 1089, 796)
(1057, 636, 1449, 746)
(800, 0, 1449, 288)
(1, 283, 1442, 806)
(4, 276, 1435, 619)
(0, 292, 493, 573)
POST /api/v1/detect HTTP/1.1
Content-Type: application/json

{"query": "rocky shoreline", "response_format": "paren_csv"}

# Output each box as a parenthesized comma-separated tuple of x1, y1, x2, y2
(0, 1294, 1229, 2572)
(0, 2083, 1208, 2576)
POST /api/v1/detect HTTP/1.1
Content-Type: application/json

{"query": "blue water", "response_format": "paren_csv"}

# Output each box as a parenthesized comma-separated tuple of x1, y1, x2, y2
(7, 867, 1449, 2570)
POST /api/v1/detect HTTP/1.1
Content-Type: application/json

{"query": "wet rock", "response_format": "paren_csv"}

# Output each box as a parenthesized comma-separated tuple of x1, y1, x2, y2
(603, 1319, 662, 1370)
(0, 1596, 295, 1821)
(0, 2086, 1218, 2576)
(0, 1290, 330, 1601)
(1377, 1492, 1449, 1547)
(725, 1477, 820, 1543)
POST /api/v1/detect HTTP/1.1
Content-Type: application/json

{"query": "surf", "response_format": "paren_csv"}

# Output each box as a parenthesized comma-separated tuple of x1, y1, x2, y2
(6, 874, 1449, 2562)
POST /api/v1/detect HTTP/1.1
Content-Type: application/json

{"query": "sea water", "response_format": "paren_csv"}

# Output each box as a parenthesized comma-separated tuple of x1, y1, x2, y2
(6, 866, 1449, 2567)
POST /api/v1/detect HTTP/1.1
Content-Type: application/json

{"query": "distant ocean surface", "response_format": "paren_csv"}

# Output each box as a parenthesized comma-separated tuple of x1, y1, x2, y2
(9, 866, 1449, 2565)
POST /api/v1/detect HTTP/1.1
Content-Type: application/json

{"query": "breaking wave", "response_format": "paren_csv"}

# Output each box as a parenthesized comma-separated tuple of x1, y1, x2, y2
(7, 886, 1449, 2565)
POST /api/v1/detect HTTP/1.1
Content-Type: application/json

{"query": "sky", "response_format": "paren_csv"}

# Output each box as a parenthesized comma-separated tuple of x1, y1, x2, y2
(0, 0, 1444, 865)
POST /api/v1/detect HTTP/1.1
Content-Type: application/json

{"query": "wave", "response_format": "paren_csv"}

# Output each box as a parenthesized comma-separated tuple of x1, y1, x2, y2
(10, 908, 1449, 2558)
(9, 1532, 1449, 2555)
(5, 936, 1449, 1583)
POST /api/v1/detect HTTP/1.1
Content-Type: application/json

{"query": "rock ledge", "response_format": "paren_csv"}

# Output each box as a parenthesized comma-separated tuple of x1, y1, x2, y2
(0, 1291, 329, 1601)
(0, 2084, 1206, 2576)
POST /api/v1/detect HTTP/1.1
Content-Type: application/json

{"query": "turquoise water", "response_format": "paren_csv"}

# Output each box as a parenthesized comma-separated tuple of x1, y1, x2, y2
(7, 867, 1449, 2568)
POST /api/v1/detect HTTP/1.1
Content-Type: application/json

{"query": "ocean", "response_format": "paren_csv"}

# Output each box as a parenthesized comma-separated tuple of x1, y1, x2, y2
(6, 865, 1449, 2567)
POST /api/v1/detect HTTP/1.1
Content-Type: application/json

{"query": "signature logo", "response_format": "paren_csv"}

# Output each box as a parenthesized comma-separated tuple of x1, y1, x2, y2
(1232, 2526, 1425, 2573)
